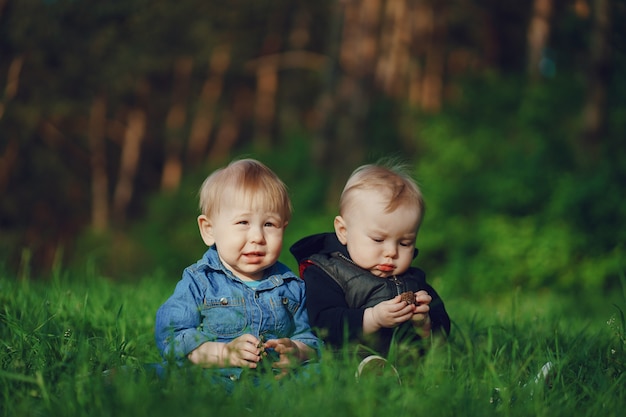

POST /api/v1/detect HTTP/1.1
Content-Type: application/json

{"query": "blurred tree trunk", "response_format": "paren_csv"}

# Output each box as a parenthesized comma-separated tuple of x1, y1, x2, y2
(417, 0, 447, 112)
(313, 0, 381, 202)
(112, 107, 146, 224)
(252, 17, 286, 149)
(187, 45, 231, 165)
(311, 0, 342, 170)
(207, 110, 239, 164)
(314, 0, 449, 200)
(0, 53, 22, 195)
(527, 0, 553, 81)
(88, 95, 109, 232)
(0, 55, 23, 121)
(252, 60, 278, 149)
(581, 0, 611, 157)
(376, 0, 407, 96)
(407, 0, 428, 107)
(162, 57, 193, 191)
(247, 51, 326, 132)
(0, 139, 18, 194)
(278, 8, 315, 132)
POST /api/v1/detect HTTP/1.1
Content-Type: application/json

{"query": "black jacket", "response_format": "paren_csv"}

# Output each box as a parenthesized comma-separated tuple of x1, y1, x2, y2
(290, 232, 450, 355)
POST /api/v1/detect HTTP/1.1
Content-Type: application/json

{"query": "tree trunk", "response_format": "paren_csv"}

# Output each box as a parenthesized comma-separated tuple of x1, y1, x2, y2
(112, 108, 146, 224)
(419, 0, 447, 112)
(187, 45, 231, 165)
(312, 0, 381, 203)
(0, 55, 23, 121)
(253, 61, 278, 149)
(161, 57, 193, 192)
(88, 95, 109, 232)
(581, 0, 611, 158)
(527, 0, 554, 81)
(408, 0, 431, 107)
(0, 139, 18, 194)
(376, 0, 407, 96)
(207, 110, 239, 165)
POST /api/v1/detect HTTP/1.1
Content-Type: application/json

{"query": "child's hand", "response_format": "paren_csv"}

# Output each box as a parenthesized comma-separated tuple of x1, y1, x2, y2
(262, 338, 304, 379)
(365, 296, 415, 332)
(411, 290, 432, 337)
(222, 334, 264, 368)
(187, 334, 262, 368)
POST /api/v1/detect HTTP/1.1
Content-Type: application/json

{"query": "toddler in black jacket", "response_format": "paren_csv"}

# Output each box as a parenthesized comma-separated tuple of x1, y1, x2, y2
(291, 162, 450, 371)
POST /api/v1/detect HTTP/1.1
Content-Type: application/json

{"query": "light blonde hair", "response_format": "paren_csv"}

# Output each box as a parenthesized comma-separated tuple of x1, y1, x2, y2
(339, 162, 425, 225)
(198, 159, 292, 222)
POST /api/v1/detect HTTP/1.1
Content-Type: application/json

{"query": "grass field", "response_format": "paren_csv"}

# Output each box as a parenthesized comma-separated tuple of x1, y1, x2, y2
(1, 269, 624, 417)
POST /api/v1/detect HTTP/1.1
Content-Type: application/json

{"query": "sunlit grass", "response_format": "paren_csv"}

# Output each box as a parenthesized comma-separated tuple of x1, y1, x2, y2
(1, 270, 624, 417)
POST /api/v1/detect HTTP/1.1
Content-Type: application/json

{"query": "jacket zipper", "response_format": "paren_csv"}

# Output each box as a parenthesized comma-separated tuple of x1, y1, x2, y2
(391, 275, 404, 296)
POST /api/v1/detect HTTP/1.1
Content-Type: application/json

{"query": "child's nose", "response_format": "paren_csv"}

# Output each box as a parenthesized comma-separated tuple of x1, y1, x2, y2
(383, 243, 398, 258)
(249, 226, 266, 243)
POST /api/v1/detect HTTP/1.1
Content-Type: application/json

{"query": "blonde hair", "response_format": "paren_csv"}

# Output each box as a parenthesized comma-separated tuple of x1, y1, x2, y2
(339, 162, 425, 225)
(198, 159, 292, 222)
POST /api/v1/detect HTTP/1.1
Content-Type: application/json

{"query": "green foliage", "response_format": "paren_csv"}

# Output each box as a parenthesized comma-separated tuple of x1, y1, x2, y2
(66, 73, 626, 295)
(412, 75, 626, 296)
(1, 271, 625, 417)
(2, 0, 625, 298)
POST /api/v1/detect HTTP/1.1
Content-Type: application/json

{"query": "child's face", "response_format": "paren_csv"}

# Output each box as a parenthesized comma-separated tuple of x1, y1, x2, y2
(198, 193, 287, 281)
(334, 189, 420, 278)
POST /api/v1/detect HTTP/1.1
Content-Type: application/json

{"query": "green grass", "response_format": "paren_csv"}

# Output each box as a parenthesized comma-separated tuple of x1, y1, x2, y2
(1, 270, 624, 417)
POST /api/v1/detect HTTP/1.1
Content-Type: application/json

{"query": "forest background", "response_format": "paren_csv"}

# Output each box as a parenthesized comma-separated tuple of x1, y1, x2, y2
(1, 0, 624, 302)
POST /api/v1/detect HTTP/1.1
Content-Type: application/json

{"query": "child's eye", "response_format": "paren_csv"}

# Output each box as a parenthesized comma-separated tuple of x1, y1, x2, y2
(399, 242, 412, 247)
(371, 237, 384, 243)
(237, 220, 249, 225)
(264, 221, 279, 228)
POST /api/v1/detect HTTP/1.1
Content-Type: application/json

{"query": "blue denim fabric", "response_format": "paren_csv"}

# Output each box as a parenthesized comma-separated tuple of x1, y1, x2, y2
(155, 246, 321, 380)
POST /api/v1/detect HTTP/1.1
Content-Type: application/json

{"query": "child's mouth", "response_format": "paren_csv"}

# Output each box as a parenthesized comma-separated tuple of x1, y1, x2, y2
(244, 252, 265, 262)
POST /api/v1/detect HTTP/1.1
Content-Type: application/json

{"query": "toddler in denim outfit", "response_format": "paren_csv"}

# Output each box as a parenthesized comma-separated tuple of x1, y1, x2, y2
(155, 158, 320, 383)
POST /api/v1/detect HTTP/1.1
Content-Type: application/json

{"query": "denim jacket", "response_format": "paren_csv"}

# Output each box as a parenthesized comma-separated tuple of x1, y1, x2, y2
(155, 246, 321, 377)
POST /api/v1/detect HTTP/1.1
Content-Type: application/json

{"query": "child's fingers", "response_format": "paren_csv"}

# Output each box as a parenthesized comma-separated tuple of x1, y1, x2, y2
(264, 337, 294, 350)
(413, 301, 430, 315)
(263, 338, 277, 347)
(414, 291, 432, 305)
(232, 333, 261, 350)
(226, 335, 263, 366)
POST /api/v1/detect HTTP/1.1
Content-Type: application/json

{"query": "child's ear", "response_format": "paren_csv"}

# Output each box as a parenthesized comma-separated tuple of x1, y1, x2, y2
(334, 215, 348, 245)
(197, 214, 215, 247)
